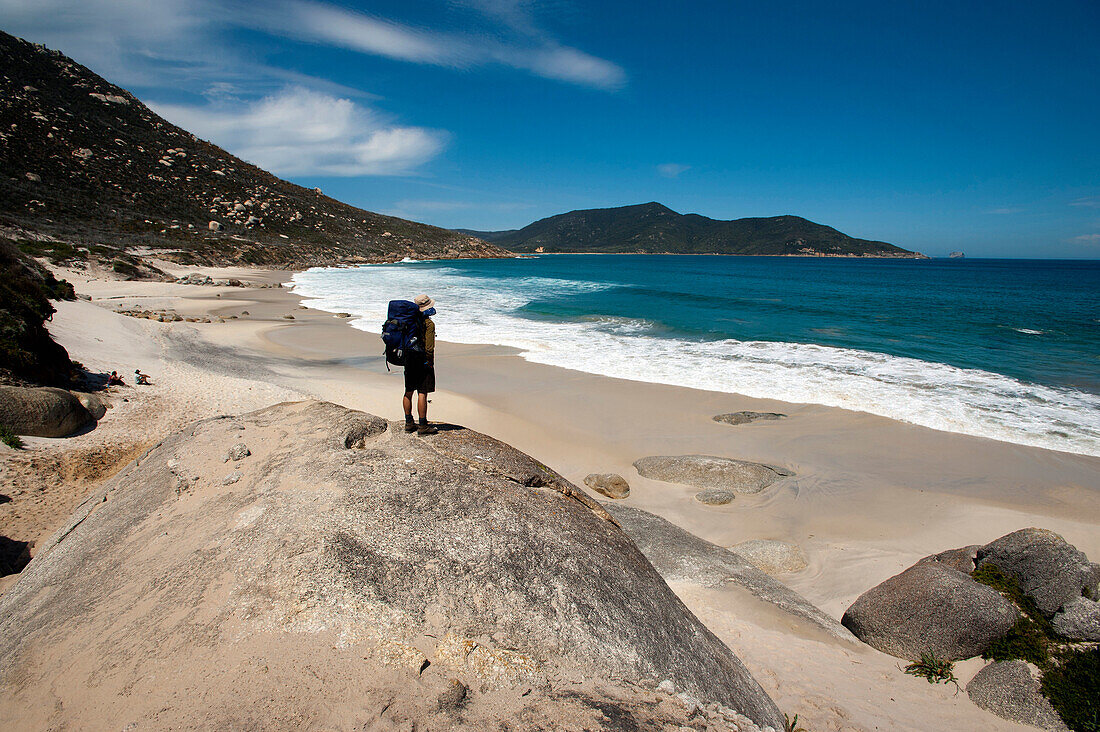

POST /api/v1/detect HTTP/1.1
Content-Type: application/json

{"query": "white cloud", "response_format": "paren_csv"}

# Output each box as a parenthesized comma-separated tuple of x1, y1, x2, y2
(1070, 233, 1100, 244)
(2, 0, 624, 91)
(151, 88, 447, 176)
(1069, 196, 1100, 208)
(657, 163, 691, 178)
(260, 0, 625, 89)
(984, 206, 1024, 215)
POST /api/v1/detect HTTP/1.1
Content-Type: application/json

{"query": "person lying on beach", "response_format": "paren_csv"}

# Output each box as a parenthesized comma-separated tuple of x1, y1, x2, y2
(107, 371, 126, 386)
(134, 369, 152, 385)
(403, 294, 438, 435)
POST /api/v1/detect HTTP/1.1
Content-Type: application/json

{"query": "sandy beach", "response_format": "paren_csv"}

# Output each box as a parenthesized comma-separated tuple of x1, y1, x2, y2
(4, 262, 1098, 731)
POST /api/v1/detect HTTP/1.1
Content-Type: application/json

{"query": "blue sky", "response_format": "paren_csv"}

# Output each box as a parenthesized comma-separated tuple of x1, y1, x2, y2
(3, 0, 1099, 257)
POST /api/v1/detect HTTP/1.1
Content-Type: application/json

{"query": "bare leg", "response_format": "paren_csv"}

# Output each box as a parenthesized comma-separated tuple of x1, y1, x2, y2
(417, 392, 428, 421)
(403, 391, 414, 418)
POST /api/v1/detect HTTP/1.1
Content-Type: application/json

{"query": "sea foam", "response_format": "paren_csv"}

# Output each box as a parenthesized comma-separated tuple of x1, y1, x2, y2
(291, 264, 1100, 457)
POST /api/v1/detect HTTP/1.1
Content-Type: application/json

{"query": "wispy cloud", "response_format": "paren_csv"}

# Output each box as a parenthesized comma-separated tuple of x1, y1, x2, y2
(258, 0, 625, 90)
(1069, 196, 1100, 208)
(657, 163, 691, 178)
(984, 206, 1024, 215)
(151, 88, 447, 176)
(1070, 233, 1100, 244)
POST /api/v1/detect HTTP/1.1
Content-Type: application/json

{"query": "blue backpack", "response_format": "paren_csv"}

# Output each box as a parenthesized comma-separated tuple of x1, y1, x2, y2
(381, 300, 426, 367)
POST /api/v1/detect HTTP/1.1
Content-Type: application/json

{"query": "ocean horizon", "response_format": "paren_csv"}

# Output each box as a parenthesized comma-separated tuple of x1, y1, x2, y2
(291, 254, 1100, 457)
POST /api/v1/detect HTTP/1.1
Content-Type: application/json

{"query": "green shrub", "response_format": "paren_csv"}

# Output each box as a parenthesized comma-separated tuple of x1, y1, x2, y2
(904, 652, 959, 688)
(983, 618, 1051, 668)
(1041, 647, 1100, 732)
(0, 425, 24, 449)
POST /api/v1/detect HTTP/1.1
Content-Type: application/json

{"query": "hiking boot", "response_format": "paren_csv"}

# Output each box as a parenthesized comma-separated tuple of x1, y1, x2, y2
(404, 420, 417, 433)
(417, 424, 438, 435)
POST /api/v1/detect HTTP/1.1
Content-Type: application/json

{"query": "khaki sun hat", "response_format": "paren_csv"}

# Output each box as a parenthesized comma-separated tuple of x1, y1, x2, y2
(413, 294, 435, 312)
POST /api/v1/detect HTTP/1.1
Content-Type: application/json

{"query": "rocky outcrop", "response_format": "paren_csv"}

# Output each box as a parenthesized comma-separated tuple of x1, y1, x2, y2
(583, 473, 629, 499)
(731, 540, 808, 575)
(633, 455, 792, 494)
(605, 503, 853, 642)
(841, 563, 1020, 661)
(0, 385, 92, 437)
(1052, 597, 1100, 641)
(712, 412, 786, 426)
(976, 528, 1100, 616)
(966, 661, 1069, 731)
(0, 401, 785, 731)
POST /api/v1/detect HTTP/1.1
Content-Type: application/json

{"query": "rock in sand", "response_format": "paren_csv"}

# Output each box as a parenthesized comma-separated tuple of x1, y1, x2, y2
(712, 412, 786, 426)
(730, 540, 808, 574)
(583, 473, 630, 499)
(694, 489, 735, 505)
(841, 562, 1020, 661)
(0, 385, 92, 437)
(966, 660, 1069, 731)
(633, 455, 792, 494)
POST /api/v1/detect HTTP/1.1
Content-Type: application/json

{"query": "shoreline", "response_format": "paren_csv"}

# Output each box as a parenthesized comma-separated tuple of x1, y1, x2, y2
(4, 261, 1098, 731)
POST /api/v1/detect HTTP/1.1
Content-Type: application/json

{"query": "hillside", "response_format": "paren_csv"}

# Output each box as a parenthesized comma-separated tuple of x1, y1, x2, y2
(0, 31, 508, 270)
(464, 202, 923, 257)
(0, 237, 74, 386)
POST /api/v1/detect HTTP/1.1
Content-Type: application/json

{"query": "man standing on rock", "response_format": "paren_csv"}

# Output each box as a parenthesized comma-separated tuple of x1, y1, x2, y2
(403, 294, 437, 435)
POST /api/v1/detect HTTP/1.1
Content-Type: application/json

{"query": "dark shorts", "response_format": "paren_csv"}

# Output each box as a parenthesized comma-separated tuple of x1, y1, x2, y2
(404, 363, 436, 393)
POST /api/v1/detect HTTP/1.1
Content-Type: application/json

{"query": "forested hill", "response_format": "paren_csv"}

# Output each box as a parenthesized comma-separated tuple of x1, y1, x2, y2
(461, 202, 922, 257)
(0, 31, 507, 269)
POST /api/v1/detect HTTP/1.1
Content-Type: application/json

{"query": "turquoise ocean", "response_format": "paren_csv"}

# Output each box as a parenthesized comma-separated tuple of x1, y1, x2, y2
(291, 255, 1100, 457)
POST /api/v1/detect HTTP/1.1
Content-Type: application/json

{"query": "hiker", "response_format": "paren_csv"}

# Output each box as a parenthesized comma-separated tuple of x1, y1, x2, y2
(107, 371, 126, 386)
(134, 369, 152, 385)
(402, 294, 437, 434)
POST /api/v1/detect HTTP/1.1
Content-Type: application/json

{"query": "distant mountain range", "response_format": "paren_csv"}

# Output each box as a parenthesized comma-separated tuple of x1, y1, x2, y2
(460, 202, 922, 257)
(0, 31, 507, 271)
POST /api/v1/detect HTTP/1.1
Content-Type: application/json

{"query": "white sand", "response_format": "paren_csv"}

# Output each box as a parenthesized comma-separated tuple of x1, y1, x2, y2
(4, 261, 1098, 731)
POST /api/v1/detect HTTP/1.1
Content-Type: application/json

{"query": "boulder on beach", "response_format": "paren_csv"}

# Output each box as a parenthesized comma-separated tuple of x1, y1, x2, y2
(841, 563, 1020, 661)
(1052, 597, 1100, 641)
(976, 528, 1100, 616)
(730, 540, 808, 575)
(0, 385, 92, 437)
(583, 473, 630, 499)
(633, 455, 792, 495)
(605, 503, 853, 642)
(966, 661, 1069, 732)
(712, 412, 786, 426)
(0, 401, 785, 731)
(69, 390, 108, 420)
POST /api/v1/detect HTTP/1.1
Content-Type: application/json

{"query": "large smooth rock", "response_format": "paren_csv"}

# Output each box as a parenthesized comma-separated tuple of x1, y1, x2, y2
(712, 412, 786, 426)
(69, 391, 108, 420)
(966, 661, 1069, 731)
(0, 385, 92, 437)
(0, 401, 785, 731)
(583, 473, 630, 499)
(1052, 597, 1100, 641)
(731, 540, 808, 575)
(841, 563, 1020, 661)
(977, 528, 1100, 616)
(633, 455, 792, 494)
(605, 504, 853, 642)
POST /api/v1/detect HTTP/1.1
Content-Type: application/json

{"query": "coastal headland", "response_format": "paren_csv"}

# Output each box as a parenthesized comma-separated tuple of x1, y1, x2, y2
(2, 259, 1096, 730)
